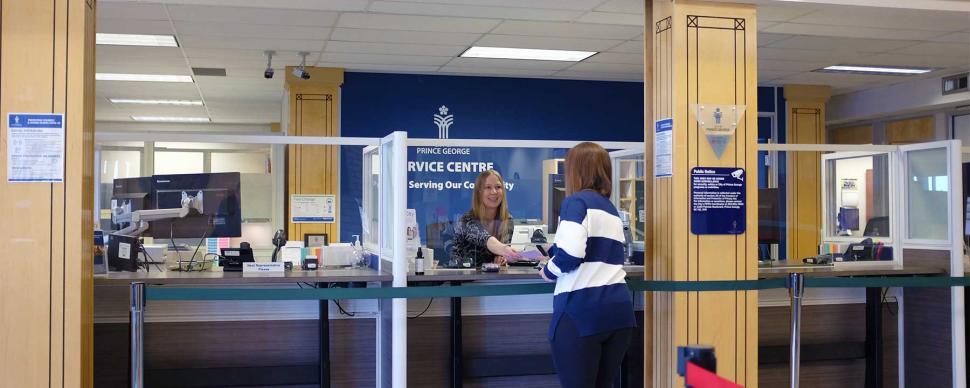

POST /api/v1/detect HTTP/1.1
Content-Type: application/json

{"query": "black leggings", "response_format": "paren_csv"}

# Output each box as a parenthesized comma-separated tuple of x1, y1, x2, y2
(549, 316, 633, 388)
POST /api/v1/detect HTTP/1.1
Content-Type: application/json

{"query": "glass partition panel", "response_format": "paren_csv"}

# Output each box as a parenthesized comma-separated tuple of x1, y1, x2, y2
(611, 152, 646, 244)
(906, 147, 950, 241)
(824, 153, 892, 240)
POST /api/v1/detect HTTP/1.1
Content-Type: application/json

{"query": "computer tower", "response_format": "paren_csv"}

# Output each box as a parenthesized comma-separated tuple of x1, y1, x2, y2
(107, 233, 141, 272)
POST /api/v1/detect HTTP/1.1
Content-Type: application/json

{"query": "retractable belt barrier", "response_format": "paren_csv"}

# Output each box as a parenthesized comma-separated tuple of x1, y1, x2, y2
(145, 276, 970, 301)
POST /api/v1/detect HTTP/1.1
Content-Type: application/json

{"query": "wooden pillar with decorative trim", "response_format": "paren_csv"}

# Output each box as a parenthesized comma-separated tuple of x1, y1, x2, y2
(784, 85, 831, 262)
(0, 1, 96, 387)
(284, 67, 343, 243)
(649, 1, 758, 386)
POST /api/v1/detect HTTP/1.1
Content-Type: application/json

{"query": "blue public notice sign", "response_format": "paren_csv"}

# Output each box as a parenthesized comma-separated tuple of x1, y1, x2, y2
(690, 167, 745, 235)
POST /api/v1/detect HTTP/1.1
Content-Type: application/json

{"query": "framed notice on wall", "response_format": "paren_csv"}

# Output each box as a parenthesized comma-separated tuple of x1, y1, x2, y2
(291, 194, 335, 223)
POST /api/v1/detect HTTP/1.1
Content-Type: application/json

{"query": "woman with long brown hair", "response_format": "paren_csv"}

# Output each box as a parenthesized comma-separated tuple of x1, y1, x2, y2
(449, 169, 520, 266)
(540, 142, 635, 387)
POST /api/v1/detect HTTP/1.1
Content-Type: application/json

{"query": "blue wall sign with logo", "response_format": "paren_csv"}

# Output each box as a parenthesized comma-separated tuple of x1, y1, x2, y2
(691, 167, 746, 235)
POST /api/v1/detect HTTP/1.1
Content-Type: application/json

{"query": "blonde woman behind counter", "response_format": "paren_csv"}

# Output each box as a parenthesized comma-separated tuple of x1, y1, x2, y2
(449, 170, 522, 267)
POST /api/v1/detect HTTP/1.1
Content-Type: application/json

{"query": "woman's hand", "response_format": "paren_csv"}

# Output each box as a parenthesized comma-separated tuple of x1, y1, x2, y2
(493, 256, 508, 265)
(486, 237, 521, 259)
(539, 267, 554, 283)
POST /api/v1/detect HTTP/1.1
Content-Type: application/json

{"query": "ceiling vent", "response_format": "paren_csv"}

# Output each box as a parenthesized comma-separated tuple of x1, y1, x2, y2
(192, 67, 226, 77)
(943, 73, 968, 95)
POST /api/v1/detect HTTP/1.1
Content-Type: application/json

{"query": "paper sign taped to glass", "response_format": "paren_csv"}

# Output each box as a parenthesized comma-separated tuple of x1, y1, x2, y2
(689, 104, 746, 159)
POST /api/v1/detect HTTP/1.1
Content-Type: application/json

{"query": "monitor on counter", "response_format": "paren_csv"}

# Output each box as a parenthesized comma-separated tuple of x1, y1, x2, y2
(150, 172, 242, 238)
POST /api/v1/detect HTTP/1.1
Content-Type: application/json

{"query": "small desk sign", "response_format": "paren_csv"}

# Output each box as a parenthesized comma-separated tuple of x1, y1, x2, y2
(243, 262, 285, 273)
(691, 167, 746, 235)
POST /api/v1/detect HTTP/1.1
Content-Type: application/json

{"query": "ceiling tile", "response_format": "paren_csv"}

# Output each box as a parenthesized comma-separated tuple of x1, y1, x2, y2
(758, 58, 830, 72)
(575, 12, 643, 26)
(318, 52, 451, 66)
(97, 2, 168, 20)
(184, 48, 306, 62)
(329, 28, 482, 45)
(889, 42, 970, 58)
(438, 66, 558, 77)
(167, 4, 340, 26)
(95, 63, 191, 75)
(337, 13, 501, 33)
(174, 21, 330, 40)
(787, 6, 970, 33)
(316, 63, 442, 73)
(552, 70, 641, 81)
(97, 46, 186, 63)
(860, 53, 970, 68)
(758, 33, 795, 46)
(158, 0, 368, 12)
(97, 19, 175, 35)
(927, 31, 970, 43)
(756, 4, 818, 22)
(367, 1, 582, 22)
(594, 0, 643, 14)
(763, 23, 940, 41)
(379, 0, 604, 11)
(609, 40, 643, 54)
(586, 52, 643, 65)
(474, 34, 624, 52)
(325, 41, 465, 57)
(567, 62, 642, 74)
(759, 47, 867, 63)
(766, 36, 916, 53)
(444, 57, 575, 71)
(178, 35, 326, 51)
(96, 81, 201, 100)
(491, 20, 643, 40)
(758, 69, 801, 81)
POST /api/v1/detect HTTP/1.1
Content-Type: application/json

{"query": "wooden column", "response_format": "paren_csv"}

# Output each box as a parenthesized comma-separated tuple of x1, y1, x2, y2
(784, 85, 831, 261)
(0, 0, 96, 387)
(284, 67, 343, 243)
(650, 1, 758, 386)
(642, 1, 655, 386)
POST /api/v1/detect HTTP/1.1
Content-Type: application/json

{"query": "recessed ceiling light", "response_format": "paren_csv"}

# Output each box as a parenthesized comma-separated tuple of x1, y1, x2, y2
(96, 33, 178, 47)
(460, 46, 597, 62)
(131, 116, 210, 122)
(816, 65, 934, 76)
(96, 73, 193, 83)
(110, 99, 203, 106)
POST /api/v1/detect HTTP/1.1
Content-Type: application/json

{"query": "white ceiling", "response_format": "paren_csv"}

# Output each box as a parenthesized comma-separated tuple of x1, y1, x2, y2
(96, 0, 970, 124)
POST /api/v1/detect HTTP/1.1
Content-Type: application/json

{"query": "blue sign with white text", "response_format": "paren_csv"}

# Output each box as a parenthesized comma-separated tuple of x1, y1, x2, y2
(691, 167, 746, 235)
(8, 114, 62, 129)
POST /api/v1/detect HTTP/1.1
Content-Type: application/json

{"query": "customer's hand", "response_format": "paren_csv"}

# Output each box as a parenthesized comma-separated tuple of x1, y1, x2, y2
(496, 244, 521, 259)
(539, 267, 554, 283)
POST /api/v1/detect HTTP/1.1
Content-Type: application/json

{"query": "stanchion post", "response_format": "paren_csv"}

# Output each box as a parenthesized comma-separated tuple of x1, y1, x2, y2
(787, 273, 805, 388)
(130, 282, 146, 388)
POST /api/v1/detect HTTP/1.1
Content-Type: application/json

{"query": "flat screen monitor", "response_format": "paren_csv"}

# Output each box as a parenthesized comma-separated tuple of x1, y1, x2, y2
(546, 174, 565, 234)
(110, 176, 153, 231)
(839, 207, 860, 231)
(149, 172, 241, 238)
(758, 188, 782, 244)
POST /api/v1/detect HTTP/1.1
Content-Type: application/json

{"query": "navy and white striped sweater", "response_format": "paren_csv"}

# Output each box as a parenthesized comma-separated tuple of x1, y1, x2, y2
(543, 190, 636, 339)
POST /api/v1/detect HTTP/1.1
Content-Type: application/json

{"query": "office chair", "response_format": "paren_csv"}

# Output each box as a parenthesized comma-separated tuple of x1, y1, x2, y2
(863, 216, 890, 237)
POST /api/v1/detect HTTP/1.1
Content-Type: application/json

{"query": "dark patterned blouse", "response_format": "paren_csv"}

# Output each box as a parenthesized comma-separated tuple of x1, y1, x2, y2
(449, 211, 514, 267)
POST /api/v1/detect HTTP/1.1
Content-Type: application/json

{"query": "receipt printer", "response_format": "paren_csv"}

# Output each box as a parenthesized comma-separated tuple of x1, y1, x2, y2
(221, 246, 254, 272)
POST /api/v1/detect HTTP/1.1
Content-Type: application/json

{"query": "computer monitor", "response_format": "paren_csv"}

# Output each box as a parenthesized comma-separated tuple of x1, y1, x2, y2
(546, 174, 566, 234)
(757, 188, 782, 244)
(111, 176, 153, 231)
(839, 207, 860, 231)
(149, 172, 242, 238)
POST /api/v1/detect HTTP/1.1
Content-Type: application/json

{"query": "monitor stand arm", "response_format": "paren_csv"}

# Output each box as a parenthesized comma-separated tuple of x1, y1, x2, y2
(113, 191, 204, 238)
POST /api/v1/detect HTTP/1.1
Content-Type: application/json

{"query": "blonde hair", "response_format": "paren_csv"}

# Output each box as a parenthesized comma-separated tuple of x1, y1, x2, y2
(471, 170, 512, 241)
(565, 142, 612, 196)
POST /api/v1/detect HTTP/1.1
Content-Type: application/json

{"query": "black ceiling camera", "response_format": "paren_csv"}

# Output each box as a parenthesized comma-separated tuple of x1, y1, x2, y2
(294, 51, 311, 80)
(263, 50, 275, 79)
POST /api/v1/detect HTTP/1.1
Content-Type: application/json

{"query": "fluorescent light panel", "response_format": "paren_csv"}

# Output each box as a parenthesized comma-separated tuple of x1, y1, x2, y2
(96, 73, 193, 83)
(110, 99, 203, 106)
(131, 116, 210, 122)
(96, 33, 178, 47)
(460, 46, 597, 62)
(818, 65, 933, 75)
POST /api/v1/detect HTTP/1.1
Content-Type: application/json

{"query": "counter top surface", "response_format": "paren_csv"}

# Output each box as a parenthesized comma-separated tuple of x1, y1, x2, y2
(408, 265, 645, 282)
(94, 267, 390, 285)
(756, 263, 946, 279)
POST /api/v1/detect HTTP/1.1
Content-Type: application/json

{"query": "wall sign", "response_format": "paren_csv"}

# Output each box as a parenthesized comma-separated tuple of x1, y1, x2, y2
(655, 118, 673, 177)
(291, 194, 336, 223)
(691, 167, 745, 235)
(7, 113, 64, 183)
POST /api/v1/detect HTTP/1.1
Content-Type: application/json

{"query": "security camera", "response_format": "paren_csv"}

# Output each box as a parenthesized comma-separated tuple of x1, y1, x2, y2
(263, 50, 275, 79)
(292, 67, 310, 80)
(293, 51, 311, 80)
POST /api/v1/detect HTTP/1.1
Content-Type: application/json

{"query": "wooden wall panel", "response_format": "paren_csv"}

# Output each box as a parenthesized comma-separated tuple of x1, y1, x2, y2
(0, 1, 95, 387)
(784, 85, 831, 263)
(285, 68, 343, 243)
(651, 1, 758, 386)
(886, 116, 935, 145)
(828, 125, 873, 145)
(642, 4, 655, 385)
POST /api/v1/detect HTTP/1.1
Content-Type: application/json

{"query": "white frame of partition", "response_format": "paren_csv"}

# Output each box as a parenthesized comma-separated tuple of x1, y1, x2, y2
(759, 141, 966, 388)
